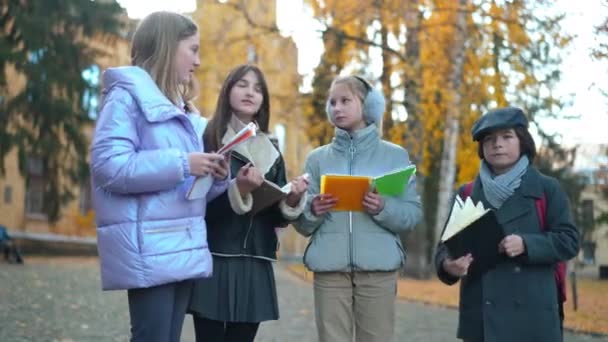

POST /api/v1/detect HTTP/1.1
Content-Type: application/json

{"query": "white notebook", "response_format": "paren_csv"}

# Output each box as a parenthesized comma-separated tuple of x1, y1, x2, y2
(186, 122, 256, 200)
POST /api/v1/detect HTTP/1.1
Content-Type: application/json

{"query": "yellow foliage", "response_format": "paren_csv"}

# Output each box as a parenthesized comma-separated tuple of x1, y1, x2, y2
(305, 0, 569, 190)
(192, 1, 299, 121)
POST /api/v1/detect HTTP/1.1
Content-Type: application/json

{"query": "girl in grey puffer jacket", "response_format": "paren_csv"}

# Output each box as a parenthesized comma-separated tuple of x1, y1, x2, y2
(294, 75, 422, 342)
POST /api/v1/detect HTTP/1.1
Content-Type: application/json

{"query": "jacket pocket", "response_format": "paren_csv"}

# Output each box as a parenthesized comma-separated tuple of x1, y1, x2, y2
(353, 232, 402, 271)
(396, 239, 407, 264)
(140, 218, 206, 256)
(304, 232, 349, 272)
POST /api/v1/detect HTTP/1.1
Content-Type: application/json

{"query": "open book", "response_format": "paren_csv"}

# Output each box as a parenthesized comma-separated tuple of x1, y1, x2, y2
(250, 180, 291, 215)
(186, 122, 256, 200)
(320, 165, 416, 211)
(371, 165, 416, 196)
(250, 173, 309, 214)
(441, 195, 505, 278)
(320, 175, 371, 211)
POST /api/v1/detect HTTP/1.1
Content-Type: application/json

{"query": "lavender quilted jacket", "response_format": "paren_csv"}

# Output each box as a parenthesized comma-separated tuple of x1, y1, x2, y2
(90, 66, 227, 290)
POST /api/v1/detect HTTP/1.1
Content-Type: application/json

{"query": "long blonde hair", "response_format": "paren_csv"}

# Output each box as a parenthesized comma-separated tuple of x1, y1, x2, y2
(130, 11, 199, 106)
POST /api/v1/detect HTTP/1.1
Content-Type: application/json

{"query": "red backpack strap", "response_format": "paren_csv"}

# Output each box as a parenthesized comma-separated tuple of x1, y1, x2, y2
(536, 194, 547, 231)
(536, 193, 567, 303)
(461, 181, 474, 199)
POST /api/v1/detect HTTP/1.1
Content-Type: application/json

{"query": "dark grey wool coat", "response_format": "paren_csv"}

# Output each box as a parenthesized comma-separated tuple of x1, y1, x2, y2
(435, 167, 579, 342)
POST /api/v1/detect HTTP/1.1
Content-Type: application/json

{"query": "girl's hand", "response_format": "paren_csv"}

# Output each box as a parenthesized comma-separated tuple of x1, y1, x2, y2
(363, 190, 385, 215)
(311, 194, 337, 216)
(187, 152, 225, 177)
(442, 254, 474, 278)
(211, 157, 229, 180)
(235, 163, 264, 195)
(499, 234, 526, 258)
(285, 174, 309, 207)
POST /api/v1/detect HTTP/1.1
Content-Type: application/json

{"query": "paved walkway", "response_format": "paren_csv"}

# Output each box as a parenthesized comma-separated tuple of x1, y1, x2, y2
(1, 257, 606, 341)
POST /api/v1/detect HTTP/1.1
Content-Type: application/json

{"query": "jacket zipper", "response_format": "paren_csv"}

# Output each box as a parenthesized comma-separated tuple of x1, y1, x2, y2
(143, 225, 190, 234)
(231, 144, 281, 252)
(232, 152, 256, 251)
(348, 140, 356, 271)
(242, 216, 254, 250)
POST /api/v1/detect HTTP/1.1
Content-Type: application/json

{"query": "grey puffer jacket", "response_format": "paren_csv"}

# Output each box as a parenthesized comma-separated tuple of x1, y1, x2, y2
(294, 124, 422, 272)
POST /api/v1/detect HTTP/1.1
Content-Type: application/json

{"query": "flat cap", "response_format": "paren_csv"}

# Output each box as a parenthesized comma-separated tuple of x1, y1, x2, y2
(471, 107, 528, 141)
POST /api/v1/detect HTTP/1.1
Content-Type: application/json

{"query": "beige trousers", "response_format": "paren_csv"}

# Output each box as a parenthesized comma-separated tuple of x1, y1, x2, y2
(313, 271, 397, 342)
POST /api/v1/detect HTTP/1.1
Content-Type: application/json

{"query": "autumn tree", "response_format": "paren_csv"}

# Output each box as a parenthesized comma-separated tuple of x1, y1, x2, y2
(302, 0, 576, 276)
(0, 0, 124, 222)
(429, 0, 470, 246)
(303, 1, 374, 145)
(227, 0, 580, 275)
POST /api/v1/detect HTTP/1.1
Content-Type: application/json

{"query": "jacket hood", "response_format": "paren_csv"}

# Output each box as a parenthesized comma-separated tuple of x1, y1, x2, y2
(102, 66, 181, 123)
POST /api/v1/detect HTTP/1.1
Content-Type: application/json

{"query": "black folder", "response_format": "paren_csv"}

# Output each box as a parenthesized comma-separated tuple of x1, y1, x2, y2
(443, 210, 505, 278)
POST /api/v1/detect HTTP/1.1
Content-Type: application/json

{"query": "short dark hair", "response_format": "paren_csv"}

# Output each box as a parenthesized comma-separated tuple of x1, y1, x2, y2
(477, 126, 536, 162)
(203, 64, 270, 152)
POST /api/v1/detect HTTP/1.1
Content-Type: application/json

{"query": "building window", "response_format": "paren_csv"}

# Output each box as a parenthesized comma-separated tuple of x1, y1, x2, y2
(82, 64, 101, 120)
(25, 176, 45, 216)
(3, 186, 12, 204)
(24, 157, 46, 217)
(28, 48, 46, 63)
(581, 241, 596, 265)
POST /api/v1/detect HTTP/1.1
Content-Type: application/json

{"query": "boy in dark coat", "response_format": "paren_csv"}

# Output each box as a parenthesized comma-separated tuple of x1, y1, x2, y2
(435, 107, 579, 342)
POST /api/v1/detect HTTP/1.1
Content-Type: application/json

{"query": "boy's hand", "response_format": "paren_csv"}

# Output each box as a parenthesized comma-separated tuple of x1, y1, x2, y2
(442, 254, 474, 278)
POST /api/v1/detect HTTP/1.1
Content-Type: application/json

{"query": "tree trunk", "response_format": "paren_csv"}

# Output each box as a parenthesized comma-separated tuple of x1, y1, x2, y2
(433, 0, 469, 245)
(378, 4, 393, 137)
(400, 0, 433, 278)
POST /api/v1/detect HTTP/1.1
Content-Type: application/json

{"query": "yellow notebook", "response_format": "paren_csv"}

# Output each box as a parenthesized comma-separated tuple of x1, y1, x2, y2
(320, 175, 371, 211)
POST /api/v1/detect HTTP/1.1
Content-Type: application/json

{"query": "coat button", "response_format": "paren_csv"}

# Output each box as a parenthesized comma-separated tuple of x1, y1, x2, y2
(485, 300, 492, 305)
(513, 266, 521, 273)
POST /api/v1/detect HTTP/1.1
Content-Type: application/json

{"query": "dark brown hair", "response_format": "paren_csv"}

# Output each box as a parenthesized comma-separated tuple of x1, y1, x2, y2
(203, 65, 270, 152)
(477, 126, 536, 162)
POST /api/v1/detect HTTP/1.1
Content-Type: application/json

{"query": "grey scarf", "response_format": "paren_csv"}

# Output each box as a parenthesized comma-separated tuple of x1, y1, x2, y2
(479, 155, 529, 209)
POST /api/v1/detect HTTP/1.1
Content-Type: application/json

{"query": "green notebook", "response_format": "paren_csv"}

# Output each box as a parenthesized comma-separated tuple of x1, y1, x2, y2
(372, 165, 417, 196)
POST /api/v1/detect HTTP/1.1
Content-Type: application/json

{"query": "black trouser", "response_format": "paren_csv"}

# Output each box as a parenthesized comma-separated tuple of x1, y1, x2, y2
(127, 280, 192, 342)
(193, 316, 260, 342)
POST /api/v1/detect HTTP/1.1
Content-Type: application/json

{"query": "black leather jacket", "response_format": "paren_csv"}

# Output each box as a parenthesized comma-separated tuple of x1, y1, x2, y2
(205, 149, 288, 260)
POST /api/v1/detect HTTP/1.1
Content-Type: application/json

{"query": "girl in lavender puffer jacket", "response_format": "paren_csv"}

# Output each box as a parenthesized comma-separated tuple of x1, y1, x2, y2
(90, 11, 229, 342)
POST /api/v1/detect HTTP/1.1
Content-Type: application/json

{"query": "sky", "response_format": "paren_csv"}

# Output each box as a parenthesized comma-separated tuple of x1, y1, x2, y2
(116, 0, 608, 166)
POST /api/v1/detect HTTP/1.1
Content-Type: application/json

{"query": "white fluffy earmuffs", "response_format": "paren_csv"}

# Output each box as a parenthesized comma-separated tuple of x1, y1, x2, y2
(326, 75, 386, 127)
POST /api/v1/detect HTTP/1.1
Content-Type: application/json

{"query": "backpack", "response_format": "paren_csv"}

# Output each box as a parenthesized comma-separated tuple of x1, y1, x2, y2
(460, 181, 567, 303)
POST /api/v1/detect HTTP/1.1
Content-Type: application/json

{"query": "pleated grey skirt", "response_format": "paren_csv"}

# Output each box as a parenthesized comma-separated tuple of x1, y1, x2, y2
(188, 256, 279, 323)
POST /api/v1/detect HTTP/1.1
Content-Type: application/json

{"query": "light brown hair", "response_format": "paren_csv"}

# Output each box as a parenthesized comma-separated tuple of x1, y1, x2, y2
(329, 76, 368, 104)
(130, 11, 198, 106)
